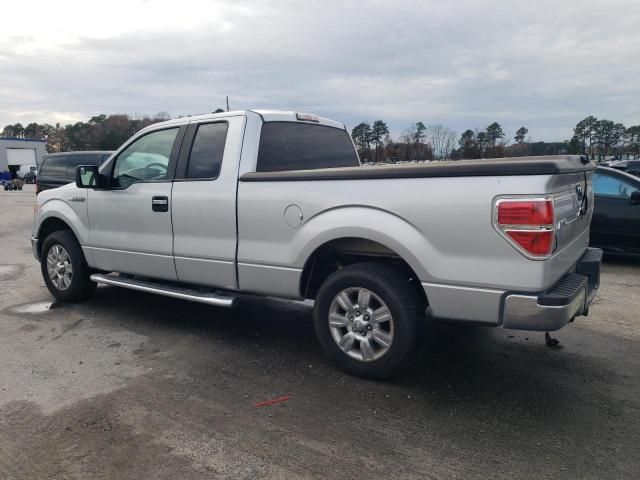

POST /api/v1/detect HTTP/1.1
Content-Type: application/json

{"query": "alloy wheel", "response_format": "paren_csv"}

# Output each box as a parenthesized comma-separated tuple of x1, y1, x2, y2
(46, 244, 73, 291)
(328, 287, 395, 362)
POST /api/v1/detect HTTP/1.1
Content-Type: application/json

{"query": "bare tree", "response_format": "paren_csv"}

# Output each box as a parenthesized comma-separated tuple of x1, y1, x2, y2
(442, 130, 457, 160)
(400, 125, 416, 161)
(427, 124, 457, 159)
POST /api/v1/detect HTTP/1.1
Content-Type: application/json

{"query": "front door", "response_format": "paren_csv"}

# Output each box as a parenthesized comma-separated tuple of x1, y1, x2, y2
(86, 126, 184, 280)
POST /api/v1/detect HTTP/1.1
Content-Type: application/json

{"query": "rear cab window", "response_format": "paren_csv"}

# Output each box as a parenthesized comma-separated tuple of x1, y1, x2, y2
(256, 122, 359, 172)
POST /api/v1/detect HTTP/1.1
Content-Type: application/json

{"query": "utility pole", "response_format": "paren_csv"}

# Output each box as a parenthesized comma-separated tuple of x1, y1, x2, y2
(226, 96, 230, 112)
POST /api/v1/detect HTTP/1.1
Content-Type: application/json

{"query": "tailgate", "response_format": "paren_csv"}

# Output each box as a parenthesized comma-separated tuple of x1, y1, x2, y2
(552, 170, 594, 253)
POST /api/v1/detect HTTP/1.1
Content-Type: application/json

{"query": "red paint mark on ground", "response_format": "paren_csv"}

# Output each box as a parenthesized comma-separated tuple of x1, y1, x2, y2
(255, 395, 290, 407)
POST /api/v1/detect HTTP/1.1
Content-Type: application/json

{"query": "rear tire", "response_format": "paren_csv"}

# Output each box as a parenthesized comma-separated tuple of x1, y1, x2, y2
(40, 230, 96, 302)
(313, 262, 420, 379)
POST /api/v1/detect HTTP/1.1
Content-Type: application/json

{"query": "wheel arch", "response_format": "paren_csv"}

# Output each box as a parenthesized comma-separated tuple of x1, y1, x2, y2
(299, 235, 428, 308)
(36, 203, 88, 259)
(292, 206, 434, 302)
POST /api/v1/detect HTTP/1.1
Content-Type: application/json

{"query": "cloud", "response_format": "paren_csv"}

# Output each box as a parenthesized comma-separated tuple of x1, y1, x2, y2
(0, 0, 638, 141)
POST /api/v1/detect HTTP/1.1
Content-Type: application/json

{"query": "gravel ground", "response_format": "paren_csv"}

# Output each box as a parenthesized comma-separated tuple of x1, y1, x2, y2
(1, 185, 639, 479)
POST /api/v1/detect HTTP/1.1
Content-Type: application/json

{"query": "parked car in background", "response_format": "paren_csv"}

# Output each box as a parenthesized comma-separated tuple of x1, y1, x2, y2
(23, 171, 37, 184)
(17, 164, 37, 179)
(591, 167, 640, 254)
(607, 159, 640, 177)
(624, 162, 640, 178)
(37, 151, 113, 194)
(597, 160, 616, 167)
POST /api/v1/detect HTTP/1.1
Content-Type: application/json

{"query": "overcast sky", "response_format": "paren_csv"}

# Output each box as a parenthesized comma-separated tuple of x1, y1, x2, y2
(0, 0, 638, 141)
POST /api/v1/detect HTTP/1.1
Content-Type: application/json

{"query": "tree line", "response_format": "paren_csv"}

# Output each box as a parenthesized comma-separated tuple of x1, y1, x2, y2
(352, 116, 639, 163)
(352, 120, 459, 162)
(1, 112, 171, 153)
(567, 116, 640, 161)
(352, 120, 527, 162)
(2, 112, 639, 162)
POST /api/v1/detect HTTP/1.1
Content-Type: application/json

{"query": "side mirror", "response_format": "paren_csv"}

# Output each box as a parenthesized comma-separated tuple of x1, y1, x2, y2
(630, 190, 640, 206)
(75, 165, 100, 188)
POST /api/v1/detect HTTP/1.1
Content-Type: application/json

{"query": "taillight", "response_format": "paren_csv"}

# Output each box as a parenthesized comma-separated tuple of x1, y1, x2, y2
(497, 200, 553, 225)
(494, 198, 555, 259)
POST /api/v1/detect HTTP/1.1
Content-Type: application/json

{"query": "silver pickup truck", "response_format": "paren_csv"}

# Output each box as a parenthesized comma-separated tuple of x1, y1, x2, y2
(32, 110, 602, 378)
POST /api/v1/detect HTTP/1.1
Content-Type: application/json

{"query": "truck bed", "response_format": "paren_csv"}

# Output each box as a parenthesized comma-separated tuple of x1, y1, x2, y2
(237, 154, 595, 325)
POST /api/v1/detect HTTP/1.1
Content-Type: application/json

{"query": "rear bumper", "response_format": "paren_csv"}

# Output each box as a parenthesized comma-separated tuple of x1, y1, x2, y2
(502, 247, 602, 331)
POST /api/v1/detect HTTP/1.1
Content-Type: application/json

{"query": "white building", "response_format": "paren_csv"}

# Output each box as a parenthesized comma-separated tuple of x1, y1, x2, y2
(0, 137, 47, 173)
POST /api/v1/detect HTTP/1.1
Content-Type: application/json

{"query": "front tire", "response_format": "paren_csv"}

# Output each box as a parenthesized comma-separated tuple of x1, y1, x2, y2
(40, 230, 96, 302)
(313, 262, 420, 379)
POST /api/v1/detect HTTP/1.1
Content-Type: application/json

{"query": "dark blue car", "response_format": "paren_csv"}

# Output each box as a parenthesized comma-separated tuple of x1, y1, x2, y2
(591, 167, 640, 253)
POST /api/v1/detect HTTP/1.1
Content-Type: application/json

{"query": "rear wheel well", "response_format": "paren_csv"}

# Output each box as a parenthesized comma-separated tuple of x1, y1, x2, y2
(300, 237, 427, 307)
(38, 218, 75, 256)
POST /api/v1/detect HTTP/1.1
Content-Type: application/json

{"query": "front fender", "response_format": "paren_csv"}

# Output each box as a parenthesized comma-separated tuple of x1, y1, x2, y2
(35, 198, 89, 247)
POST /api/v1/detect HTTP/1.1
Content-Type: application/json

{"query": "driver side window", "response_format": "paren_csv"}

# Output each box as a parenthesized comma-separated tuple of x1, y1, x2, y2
(112, 128, 179, 188)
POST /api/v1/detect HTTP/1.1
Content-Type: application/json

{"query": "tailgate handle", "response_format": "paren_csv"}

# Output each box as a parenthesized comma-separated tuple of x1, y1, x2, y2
(152, 196, 169, 212)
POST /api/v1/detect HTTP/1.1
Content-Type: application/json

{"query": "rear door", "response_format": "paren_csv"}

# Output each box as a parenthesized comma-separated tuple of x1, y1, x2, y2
(591, 170, 640, 251)
(86, 126, 185, 280)
(170, 116, 244, 290)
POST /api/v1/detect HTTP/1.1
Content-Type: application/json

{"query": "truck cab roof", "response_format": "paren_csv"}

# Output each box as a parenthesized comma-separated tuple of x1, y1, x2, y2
(138, 110, 346, 133)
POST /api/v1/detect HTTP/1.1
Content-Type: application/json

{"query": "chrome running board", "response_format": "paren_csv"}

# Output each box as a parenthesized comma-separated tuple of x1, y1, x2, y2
(90, 273, 236, 307)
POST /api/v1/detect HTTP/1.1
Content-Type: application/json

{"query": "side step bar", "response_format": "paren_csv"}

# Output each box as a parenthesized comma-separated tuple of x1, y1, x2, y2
(90, 274, 236, 307)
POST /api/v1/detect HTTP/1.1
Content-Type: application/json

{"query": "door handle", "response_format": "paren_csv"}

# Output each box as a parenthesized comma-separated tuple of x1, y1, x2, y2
(152, 196, 169, 212)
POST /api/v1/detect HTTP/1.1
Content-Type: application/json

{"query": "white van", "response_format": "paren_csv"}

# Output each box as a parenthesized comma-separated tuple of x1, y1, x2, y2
(17, 164, 37, 178)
